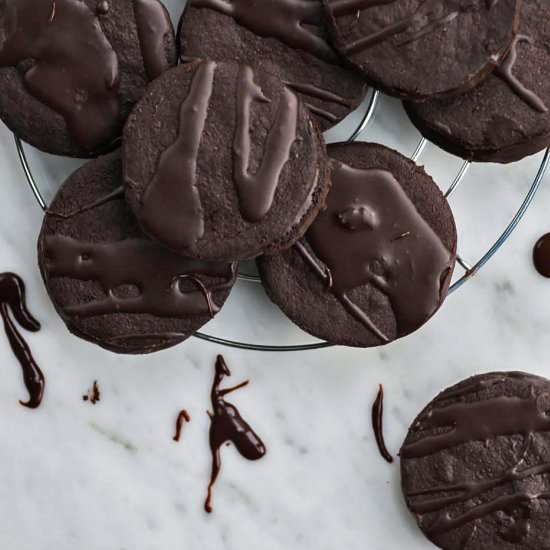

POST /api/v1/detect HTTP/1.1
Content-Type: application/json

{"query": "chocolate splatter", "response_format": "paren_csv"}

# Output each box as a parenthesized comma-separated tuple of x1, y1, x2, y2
(173, 409, 191, 442)
(204, 355, 266, 513)
(83, 380, 101, 404)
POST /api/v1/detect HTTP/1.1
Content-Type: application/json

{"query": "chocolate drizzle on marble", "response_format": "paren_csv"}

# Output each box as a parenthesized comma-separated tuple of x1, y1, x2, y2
(0, 0, 121, 150)
(0, 273, 44, 409)
(205, 355, 266, 514)
(402, 374, 550, 540)
(233, 66, 298, 222)
(173, 409, 191, 442)
(372, 384, 393, 463)
(192, 0, 335, 61)
(495, 34, 548, 113)
(296, 159, 453, 343)
(141, 61, 214, 252)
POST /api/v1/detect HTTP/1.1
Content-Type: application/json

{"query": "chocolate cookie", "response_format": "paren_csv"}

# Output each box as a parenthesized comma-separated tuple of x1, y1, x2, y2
(177, 0, 367, 131)
(123, 60, 331, 261)
(401, 371, 550, 550)
(405, 0, 550, 163)
(0, 0, 177, 157)
(38, 152, 237, 354)
(322, 0, 520, 100)
(258, 142, 456, 348)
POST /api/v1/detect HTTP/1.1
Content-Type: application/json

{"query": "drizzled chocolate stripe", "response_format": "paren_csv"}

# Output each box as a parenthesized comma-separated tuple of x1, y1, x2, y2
(192, 0, 335, 61)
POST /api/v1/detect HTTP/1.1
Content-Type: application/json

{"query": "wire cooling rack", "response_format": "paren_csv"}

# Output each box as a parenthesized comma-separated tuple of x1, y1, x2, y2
(15, 89, 550, 352)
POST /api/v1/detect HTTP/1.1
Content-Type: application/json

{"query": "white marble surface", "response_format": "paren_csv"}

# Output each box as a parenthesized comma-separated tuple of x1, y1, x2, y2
(1, 4, 550, 549)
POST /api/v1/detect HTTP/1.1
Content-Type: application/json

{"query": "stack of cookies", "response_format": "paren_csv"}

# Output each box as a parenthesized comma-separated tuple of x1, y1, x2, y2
(1, 0, 546, 353)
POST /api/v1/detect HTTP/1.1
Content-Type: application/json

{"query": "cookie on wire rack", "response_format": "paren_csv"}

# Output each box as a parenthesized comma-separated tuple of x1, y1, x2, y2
(123, 60, 331, 261)
(322, 0, 520, 100)
(404, 0, 550, 163)
(259, 142, 457, 348)
(38, 151, 237, 355)
(0, 0, 177, 158)
(177, 0, 367, 131)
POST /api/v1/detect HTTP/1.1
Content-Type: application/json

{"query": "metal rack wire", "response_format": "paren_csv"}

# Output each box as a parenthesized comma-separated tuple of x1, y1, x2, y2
(15, 90, 550, 352)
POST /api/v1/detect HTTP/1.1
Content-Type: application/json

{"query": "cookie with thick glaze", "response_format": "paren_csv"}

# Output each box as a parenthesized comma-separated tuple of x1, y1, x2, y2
(322, 0, 520, 100)
(259, 142, 456, 348)
(401, 371, 550, 549)
(0, 0, 177, 157)
(177, 0, 367, 131)
(38, 151, 237, 354)
(405, 0, 550, 164)
(123, 60, 331, 261)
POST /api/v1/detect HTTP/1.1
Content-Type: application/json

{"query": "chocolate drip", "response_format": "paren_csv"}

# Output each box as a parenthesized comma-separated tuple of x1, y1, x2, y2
(43, 235, 236, 319)
(297, 160, 453, 343)
(141, 61, 215, 251)
(133, 0, 173, 81)
(495, 35, 548, 113)
(533, 233, 550, 278)
(0, 273, 44, 409)
(233, 66, 298, 222)
(0, 0, 120, 150)
(372, 384, 393, 463)
(192, 0, 335, 61)
(397, 11, 458, 47)
(173, 409, 191, 442)
(83, 380, 101, 404)
(205, 355, 266, 514)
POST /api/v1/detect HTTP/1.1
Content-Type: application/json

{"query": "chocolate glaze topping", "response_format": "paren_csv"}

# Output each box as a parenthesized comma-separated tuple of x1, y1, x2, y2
(43, 235, 236, 319)
(133, 0, 174, 81)
(496, 34, 548, 114)
(297, 160, 453, 343)
(233, 65, 298, 222)
(372, 384, 393, 463)
(0, 273, 44, 409)
(140, 61, 299, 251)
(141, 61, 214, 252)
(173, 409, 191, 442)
(192, 0, 335, 61)
(533, 233, 550, 278)
(0, 0, 121, 150)
(205, 355, 266, 513)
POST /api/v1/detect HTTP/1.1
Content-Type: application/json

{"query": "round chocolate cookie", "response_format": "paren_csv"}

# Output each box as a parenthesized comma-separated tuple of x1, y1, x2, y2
(177, 0, 367, 131)
(38, 151, 237, 354)
(322, 0, 520, 100)
(401, 371, 550, 550)
(405, 0, 550, 163)
(123, 60, 331, 261)
(258, 142, 456, 348)
(0, 0, 177, 157)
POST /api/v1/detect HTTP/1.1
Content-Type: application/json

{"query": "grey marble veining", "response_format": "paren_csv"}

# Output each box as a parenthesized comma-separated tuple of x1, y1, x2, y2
(1, 2, 550, 548)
